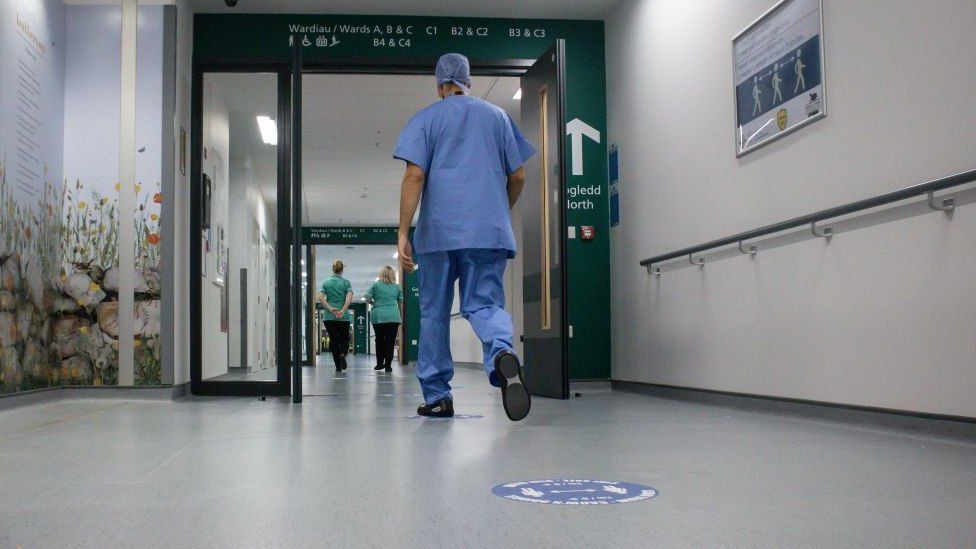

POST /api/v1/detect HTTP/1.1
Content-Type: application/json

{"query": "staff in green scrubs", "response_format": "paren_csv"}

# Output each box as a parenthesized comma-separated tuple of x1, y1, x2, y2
(319, 260, 353, 372)
(365, 265, 403, 373)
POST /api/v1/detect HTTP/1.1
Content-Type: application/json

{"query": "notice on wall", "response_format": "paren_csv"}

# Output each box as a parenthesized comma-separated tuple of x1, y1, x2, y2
(10, 12, 49, 199)
(733, 0, 825, 156)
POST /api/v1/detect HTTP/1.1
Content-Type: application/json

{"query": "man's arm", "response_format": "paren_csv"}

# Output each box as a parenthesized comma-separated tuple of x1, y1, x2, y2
(398, 162, 425, 272)
(507, 167, 526, 208)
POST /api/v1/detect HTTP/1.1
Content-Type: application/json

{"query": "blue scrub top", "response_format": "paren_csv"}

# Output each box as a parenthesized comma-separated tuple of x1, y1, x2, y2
(394, 94, 535, 258)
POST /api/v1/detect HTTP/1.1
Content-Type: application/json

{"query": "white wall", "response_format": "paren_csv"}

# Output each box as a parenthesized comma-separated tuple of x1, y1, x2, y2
(606, 0, 976, 417)
(200, 75, 229, 380)
(227, 145, 275, 372)
(171, 0, 193, 385)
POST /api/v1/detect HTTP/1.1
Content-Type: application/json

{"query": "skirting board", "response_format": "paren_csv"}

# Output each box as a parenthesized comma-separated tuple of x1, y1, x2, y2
(612, 380, 976, 442)
(0, 383, 191, 410)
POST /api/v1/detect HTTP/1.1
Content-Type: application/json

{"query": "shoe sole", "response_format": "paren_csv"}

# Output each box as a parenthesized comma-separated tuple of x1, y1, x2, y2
(497, 353, 531, 421)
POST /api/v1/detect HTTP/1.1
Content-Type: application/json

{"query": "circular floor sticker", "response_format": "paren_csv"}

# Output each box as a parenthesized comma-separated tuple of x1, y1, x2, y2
(492, 480, 657, 505)
(406, 414, 483, 420)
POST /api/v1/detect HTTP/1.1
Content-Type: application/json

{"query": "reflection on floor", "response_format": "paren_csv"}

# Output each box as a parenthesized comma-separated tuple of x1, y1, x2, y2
(1, 354, 975, 546)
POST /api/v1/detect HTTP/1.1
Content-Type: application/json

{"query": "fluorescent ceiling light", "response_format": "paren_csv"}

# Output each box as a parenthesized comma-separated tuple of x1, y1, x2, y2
(513, 88, 522, 100)
(257, 116, 277, 145)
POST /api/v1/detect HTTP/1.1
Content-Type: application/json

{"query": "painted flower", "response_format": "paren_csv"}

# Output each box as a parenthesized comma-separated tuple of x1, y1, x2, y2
(147, 234, 160, 245)
(24, 227, 31, 239)
(78, 201, 87, 209)
(133, 339, 142, 348)
(135, 184, 142, 193)
(150, 214, 159, 221)
(153, 193, 163, 204)
(101, 198, 109, 205)
(79, 326, 90, 334)
(115, 183, 121, 192)
(89, 281, 101, 292)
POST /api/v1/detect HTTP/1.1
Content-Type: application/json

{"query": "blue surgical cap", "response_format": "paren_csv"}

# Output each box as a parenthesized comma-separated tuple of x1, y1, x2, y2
(435, 53, 471, 92)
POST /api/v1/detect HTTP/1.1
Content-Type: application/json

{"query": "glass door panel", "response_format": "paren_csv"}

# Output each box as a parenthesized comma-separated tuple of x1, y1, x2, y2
(195, 72, 287, 390)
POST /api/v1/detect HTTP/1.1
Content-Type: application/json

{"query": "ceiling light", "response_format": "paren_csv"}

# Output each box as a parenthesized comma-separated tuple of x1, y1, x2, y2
(256, 116, 277, 145)
(512, 88, 522, 100)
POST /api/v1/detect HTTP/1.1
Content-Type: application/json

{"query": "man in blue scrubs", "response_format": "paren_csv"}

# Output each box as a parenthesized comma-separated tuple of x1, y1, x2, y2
(395, 53, 536, 421)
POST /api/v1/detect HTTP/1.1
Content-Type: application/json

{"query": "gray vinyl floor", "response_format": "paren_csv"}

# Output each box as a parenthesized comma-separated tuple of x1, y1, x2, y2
(1, 354, 975, 548)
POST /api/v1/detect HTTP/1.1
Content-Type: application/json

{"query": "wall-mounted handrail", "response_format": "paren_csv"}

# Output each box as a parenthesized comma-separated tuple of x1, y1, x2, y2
(639, 169, 976, 270)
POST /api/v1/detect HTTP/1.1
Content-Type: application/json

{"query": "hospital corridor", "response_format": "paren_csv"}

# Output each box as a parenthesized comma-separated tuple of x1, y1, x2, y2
(0, 0, 974, 547)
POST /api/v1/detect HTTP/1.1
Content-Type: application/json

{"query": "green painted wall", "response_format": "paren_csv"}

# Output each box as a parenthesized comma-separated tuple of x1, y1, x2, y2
(195, 14, 610, 380)
(403, 268, 421, 363)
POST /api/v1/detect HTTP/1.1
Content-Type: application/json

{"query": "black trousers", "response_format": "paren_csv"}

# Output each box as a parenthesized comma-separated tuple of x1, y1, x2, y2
(324, 320, 350, 367)
(373, 322, 400, 368)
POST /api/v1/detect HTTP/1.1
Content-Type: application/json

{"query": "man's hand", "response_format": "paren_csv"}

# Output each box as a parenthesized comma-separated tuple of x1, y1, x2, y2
(398, 162, 424, 272)
(399, 234, 416, 273)
(507, 167, 526, 208)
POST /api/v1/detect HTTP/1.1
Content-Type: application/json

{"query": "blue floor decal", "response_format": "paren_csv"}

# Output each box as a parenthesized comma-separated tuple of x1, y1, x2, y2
(491, 480, 658, 505)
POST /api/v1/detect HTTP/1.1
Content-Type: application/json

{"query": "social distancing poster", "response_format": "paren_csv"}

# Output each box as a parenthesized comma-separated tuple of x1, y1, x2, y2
(733, 0, 826, 156)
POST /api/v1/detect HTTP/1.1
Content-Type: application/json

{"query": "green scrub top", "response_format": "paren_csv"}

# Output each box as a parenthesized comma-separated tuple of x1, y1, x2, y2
(365, 281, 403, 325)
(320, 275, 353, 321)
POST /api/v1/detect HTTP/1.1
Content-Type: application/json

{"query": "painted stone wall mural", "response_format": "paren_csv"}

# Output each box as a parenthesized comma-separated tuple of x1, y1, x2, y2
(0, 157, 67, 391)
(0, 158, 164, 391)
(133, 182, 163, 385)
(1, 2, 167, 393)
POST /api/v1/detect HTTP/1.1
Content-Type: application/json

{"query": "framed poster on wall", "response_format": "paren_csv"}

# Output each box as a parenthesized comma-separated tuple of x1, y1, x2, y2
(733, 0, 826, 156)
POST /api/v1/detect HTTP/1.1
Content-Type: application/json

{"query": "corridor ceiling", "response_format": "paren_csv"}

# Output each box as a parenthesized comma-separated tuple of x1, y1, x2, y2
(190, 0, 621, 20)
(214, 73, 520, 227)
(300, 74, 520, 226)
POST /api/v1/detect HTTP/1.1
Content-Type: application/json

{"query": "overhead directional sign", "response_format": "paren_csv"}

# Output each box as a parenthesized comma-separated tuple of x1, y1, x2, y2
(566, 118, 601, 176)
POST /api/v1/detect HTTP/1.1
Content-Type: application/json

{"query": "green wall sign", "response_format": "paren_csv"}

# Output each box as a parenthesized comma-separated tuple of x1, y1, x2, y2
(403, 268, 421, 363)
(196, 14, 609, 380)
(350, 303, 368, 355)
(304, 226, 397, 244)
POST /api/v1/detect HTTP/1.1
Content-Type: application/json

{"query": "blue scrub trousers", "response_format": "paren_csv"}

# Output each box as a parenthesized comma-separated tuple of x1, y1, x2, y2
(416, 248, 515, 404)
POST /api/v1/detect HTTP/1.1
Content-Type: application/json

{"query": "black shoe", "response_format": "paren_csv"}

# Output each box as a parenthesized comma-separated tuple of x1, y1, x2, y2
(335, 367, 342, 373)
(374, 364, 385, 371)
(417, 399, 454, 418)
(384, 366, 393, 373)
(340, 356, 348, 370)
(496, 351, 531, 421)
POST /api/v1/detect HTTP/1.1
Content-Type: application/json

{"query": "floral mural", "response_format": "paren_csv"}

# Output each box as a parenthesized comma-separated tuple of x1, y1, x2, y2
(0, 154, 163, 393)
